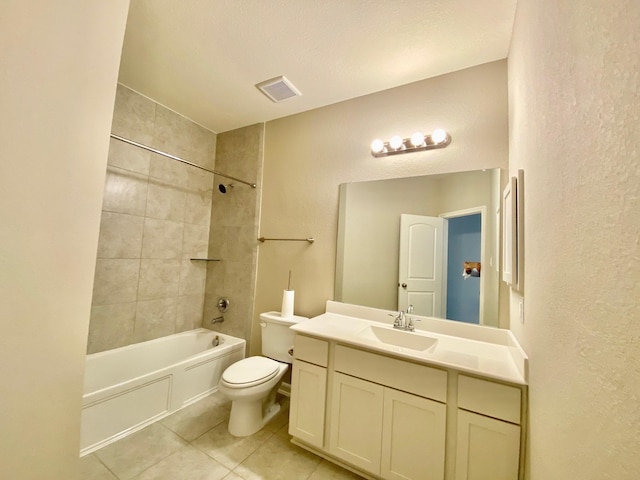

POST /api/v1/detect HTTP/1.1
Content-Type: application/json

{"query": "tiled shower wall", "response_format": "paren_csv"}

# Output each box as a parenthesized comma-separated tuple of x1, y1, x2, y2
(203, 124, 264, 353)
(88, 85, 217, 354)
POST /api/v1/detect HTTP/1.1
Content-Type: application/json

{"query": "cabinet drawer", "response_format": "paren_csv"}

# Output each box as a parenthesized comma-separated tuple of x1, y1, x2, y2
(334, 345, 447, 402)
(457, 375, 521, 424)
(293, 335, 328, 367)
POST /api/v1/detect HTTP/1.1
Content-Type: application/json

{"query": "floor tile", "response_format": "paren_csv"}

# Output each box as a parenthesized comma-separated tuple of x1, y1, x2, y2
(192, 422, 273, 470)
(131, 445, 230, 480)
(275, 422, 291, 439)
(221, 473, 244, 480)
(79, 454, 118, 480)
(307, 459, 366, 479)
(160, 393, 231, 441)
(263, 396, 290, 434)
(94, 423, 187, 480)
(233, 434, 322, 480)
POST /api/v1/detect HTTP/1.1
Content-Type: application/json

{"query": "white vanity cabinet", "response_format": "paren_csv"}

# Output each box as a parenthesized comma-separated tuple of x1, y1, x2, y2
(454, 375, 524, 480)
(329, 372, 384, 473)
(330, 345, 447, 480)
(288, 331, 527, 480)
(329, 375, 446, 480)
(289, 335, 328, 448)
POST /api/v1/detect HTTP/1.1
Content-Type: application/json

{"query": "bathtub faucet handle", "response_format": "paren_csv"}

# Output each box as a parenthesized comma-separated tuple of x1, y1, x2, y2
(217, 297, 230, 313)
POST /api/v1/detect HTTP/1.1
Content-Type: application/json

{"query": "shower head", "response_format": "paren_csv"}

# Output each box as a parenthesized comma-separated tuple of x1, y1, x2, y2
(217, 183, 234, 194)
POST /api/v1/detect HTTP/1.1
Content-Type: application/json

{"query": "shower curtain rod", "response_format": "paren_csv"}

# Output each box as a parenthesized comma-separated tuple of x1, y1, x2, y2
(109, 134, 257, 188)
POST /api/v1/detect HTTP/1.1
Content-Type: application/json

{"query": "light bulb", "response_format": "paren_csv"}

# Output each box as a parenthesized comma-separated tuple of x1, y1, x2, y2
(389, 135, 404, 150)
(410, 132, 425, 147)
(431, 129, 447, 144)
(371, 139, 385, 154)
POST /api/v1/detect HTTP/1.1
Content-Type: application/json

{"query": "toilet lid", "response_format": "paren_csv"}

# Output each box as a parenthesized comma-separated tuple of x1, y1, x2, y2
(222, 356, 280, 387)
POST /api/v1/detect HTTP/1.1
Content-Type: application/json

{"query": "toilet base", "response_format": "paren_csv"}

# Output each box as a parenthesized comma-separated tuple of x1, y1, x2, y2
(228, 397, 282, 437)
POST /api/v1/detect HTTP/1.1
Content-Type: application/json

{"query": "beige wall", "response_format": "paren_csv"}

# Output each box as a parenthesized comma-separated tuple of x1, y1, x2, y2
(89, 85, 217, 353)
(254, 60, 509, 353)
(0, 1, 129, 479)
(509, 1, 640, 478)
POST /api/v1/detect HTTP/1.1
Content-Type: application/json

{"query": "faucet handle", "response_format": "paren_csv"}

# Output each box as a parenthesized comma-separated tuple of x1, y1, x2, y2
(389, 311, 404, 327)
(406, 305, 414, 314)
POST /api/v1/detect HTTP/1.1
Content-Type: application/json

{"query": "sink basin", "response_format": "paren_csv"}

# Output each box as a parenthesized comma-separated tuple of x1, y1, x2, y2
(357, 325, 438, 352)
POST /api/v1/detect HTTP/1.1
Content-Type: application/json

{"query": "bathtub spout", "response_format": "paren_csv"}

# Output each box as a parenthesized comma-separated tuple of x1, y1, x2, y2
(211, 316, 224, 325)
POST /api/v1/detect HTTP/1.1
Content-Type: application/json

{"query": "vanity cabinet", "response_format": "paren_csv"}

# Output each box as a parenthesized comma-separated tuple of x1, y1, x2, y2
(381, 386, 446, 480)
(454, 375, 523, 480)
(330, 345, 447, 480)
(289, 333, 527, 480)
(329, 372, 384, 473)
(289, 335, 328, 448)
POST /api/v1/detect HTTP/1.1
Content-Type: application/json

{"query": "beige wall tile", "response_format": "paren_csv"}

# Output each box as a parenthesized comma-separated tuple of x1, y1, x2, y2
(185, 169, 214, 226)
(141, 218, 184, 259)
(152, 105, 215, 167)
(185, 189, 213, 227)
(102, 166, 148, 216)
(92, 259, 140, 305)
(183, 224, 210, 259)
(134, 298, 178, 342)
(111, 84, 156, 145)
(91, 86, 218, 350)
(138, 259, 181, 300)
(225, 226, 257, 263)
(149, 151, 189, 188)
(207, 225, 227, 259)
(97, 212, 144, 259)
(87, 303, 136, 354)
(179, 259, 207, 295)
(203, 124, 263, 344)
(145, 180, 187, 222)
(177, 294, 205, 332)
(188, 167, 214, 191)
(107, 138, 150, 175)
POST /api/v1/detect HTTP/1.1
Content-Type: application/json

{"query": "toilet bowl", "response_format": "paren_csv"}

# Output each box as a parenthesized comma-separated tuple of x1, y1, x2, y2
(218, 356, 288, 436)
(218, 312, 308, 437)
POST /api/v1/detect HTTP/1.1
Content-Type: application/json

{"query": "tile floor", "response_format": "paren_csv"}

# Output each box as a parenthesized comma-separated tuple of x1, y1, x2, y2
(80, 392, 365, 480)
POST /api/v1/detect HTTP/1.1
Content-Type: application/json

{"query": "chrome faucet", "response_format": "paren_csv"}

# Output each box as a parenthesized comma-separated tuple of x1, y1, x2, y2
(392, 310, 406, 329)
(391, 305, 418, 331)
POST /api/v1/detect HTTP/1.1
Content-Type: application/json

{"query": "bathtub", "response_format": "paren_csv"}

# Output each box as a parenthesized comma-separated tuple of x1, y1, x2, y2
(80, 329, 245, 455)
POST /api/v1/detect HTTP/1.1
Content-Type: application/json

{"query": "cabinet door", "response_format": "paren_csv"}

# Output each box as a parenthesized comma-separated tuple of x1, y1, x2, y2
(455, 409, 521, 480)
(381, 388, 446, 480)
(289, 360, 327, 448)
(329, 372, 384, 475)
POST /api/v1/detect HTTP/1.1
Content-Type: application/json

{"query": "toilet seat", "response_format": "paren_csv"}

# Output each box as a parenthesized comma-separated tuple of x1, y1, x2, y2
(221, 356, 281, 388)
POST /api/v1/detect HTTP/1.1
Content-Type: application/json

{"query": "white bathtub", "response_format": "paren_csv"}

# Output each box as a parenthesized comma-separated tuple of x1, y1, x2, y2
(80, 329, 245, 455)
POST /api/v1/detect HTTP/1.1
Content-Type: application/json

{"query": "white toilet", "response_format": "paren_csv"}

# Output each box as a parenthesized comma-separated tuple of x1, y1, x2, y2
(218, 311, 308, 437)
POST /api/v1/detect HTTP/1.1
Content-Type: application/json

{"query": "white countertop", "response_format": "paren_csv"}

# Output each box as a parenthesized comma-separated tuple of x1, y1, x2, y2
(290, 305, 528, 385)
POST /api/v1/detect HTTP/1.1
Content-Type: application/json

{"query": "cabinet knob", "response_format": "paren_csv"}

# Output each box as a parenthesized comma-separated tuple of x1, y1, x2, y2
(401, 283, 407, 289)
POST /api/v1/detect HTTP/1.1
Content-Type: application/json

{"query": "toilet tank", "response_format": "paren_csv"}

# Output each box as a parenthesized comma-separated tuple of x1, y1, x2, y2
(260, 312, 309, 363)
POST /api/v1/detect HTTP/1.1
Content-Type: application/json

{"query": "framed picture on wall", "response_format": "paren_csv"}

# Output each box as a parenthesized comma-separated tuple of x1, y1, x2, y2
(514, 169, 525, 292)
(502, 176, 517, 286)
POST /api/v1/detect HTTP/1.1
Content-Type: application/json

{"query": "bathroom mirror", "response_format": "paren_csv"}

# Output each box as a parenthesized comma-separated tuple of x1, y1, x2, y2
(335, 169, 504, 327)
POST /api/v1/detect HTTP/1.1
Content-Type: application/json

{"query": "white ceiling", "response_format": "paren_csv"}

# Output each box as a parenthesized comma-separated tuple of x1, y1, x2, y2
(118, 0, 517, 133)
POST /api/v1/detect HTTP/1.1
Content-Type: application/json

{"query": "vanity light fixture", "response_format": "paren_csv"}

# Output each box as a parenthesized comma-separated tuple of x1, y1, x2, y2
(370, 129, 451, 157)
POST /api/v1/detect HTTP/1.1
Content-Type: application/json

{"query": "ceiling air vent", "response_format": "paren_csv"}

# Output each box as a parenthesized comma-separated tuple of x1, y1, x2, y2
(255, 75, 301, 103)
